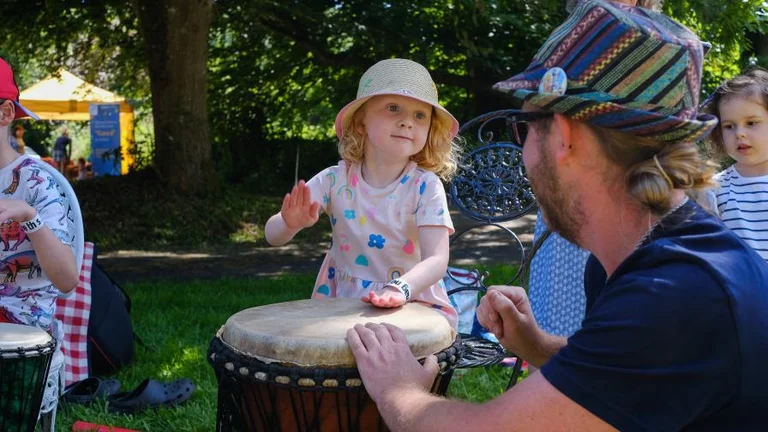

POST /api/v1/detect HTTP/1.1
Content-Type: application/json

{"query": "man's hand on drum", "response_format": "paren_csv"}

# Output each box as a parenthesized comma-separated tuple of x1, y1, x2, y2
(477, 285, 545, 362)
(280, 180, 321, 230)
(361, 286, 406, 308)
(347, 323, 438, 404)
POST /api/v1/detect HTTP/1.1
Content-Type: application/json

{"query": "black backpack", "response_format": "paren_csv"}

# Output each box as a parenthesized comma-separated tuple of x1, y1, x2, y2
(87, 247, 135, 376)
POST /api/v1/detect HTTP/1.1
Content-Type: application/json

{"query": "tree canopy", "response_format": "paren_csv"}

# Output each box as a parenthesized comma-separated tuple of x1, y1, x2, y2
(0, 0, 765, 190)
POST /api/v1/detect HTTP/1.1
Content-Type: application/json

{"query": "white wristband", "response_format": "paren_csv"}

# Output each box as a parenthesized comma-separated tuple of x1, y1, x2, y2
(20, 213, 44, 234)
(386, 278, 411, 301)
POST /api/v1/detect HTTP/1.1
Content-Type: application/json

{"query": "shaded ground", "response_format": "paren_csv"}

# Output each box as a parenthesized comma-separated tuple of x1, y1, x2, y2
(98, 208, 538, 284)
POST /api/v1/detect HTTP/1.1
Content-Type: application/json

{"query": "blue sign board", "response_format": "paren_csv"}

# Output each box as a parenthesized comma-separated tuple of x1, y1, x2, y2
(89, 103, 121, 176)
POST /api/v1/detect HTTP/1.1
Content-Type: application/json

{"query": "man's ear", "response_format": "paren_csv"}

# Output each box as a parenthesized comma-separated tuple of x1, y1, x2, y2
(552, 113, 573, 162)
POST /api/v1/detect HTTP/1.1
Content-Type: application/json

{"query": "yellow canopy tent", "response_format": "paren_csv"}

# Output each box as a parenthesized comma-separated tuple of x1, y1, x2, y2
(18, 69, 134, 174)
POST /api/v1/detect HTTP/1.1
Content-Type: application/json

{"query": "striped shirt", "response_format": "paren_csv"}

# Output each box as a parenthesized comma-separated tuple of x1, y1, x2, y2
(713, 166, 768, 261)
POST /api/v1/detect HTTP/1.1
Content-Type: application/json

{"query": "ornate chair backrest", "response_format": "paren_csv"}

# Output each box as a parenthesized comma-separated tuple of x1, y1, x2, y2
(447, 109, 536, 290)
(443, 110, 534, 388)
(450, 110, 536, 223)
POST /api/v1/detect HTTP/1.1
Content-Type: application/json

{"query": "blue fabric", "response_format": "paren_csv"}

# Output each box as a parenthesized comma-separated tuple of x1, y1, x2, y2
(528, 210, 589, 337)
(541, 201, 768, 430)
(54, 135, 71, 152)
(52, 149, 67, 163)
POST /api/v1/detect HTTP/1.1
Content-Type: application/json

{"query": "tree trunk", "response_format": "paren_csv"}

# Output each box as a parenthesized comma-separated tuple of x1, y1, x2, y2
(131, 0, 213, 192)
(468, 63, 510, 118)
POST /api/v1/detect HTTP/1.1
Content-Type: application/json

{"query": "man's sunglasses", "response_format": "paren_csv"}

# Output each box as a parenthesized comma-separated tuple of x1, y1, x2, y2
(508, 111, 555, 145)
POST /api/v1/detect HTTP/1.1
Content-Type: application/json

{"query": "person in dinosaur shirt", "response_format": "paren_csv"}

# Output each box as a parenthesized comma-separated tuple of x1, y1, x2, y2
(0, 58, 79, 340)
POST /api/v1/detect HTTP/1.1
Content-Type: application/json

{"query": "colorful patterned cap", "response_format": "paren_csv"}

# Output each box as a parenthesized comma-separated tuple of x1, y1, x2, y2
(493, 0, 717, 144)
(335, 58, 459, 140)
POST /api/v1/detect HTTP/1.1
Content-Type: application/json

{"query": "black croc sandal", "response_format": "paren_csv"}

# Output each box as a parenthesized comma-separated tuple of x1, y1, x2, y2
(62, 377, 122, 405)
(107, 378, 195, 414)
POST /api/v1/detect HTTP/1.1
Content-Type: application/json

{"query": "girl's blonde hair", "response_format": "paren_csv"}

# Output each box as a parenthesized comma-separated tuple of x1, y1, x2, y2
(591, 125, 717, 215)
(338, 103, 462, 181)
(706, 67, 768, 163)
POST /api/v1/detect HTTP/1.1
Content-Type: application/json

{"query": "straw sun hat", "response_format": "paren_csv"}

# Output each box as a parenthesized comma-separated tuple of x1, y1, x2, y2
(334, 58, 459, 140)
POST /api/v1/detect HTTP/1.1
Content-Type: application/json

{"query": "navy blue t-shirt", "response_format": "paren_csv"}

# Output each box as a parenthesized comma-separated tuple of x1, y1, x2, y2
(54, 135, 71, 152)
(541, 201, 768, 431)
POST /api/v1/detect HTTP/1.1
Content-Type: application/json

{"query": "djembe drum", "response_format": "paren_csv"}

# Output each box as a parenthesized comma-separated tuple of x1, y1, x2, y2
(208, 298, 461, 432)
(0, 323, 55, 432)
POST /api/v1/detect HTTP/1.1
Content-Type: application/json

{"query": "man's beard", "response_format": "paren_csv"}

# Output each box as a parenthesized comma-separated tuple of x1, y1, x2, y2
(529, 142, 586, 247)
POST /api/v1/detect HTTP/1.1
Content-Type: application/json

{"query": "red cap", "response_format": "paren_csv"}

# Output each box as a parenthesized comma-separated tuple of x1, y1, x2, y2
(0, 58, 38, 120)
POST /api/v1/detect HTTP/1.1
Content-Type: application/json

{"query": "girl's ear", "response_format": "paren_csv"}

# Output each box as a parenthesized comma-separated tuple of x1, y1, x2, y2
(0, 101, 14, 126)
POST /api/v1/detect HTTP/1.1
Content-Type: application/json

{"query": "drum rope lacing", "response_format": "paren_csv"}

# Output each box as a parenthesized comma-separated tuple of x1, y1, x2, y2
(208, 335, 463, 390)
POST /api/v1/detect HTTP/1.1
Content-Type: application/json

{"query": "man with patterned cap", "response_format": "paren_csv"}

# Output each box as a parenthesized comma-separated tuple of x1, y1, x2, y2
(347, 1, 768, 430)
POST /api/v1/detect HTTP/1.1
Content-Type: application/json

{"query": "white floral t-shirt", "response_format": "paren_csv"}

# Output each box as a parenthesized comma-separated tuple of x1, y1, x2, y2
(307, 160, 458, 328)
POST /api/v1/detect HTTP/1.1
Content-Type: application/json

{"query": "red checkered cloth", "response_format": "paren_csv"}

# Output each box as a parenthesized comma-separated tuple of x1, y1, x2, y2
(56, 241, 94, 386)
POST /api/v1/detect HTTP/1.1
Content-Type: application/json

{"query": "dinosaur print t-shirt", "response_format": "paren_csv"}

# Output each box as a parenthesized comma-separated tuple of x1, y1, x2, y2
(306, 160, 458, 328)
(0, 155, 75, 337)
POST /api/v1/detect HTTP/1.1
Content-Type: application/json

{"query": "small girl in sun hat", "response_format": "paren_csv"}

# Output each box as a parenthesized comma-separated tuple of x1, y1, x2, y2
(265, 58, 462, 328)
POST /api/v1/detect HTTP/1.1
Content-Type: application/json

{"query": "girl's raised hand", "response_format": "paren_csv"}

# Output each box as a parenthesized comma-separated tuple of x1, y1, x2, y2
(281, 180, 321, 230)
(0, 199, 36, 224)
(361, 286, 406, 308)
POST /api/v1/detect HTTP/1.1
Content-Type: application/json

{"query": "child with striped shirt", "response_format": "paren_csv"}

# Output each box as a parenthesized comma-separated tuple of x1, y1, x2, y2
(705, 68, 768, 261)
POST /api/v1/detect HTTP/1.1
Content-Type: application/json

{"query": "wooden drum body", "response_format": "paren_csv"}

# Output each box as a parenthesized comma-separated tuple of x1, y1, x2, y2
(0, 323, 55, 432)
(208, 298, 461, 432)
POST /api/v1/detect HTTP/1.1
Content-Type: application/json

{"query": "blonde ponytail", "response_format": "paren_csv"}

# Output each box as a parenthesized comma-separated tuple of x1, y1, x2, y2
(591, 126, 717, 215)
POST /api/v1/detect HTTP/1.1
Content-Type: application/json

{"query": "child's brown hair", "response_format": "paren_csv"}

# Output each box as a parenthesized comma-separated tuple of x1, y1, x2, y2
(706, 67, 768, 161)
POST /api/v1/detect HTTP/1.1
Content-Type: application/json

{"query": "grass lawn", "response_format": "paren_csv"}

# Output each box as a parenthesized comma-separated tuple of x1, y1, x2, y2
(55, 268, 521, 431)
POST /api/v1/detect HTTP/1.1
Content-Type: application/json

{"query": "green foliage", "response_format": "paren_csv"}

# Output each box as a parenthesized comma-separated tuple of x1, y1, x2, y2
(2, 0, 767, 191)
(211, 0, 567, 138)
(0, 1, 149, 102)
(663, 0, 767, 94)
(73, 169, 331, 251)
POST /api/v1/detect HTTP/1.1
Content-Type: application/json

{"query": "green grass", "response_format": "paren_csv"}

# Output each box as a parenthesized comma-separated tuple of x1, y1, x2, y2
(54, 270, 517, 431)
(447, 366, 524, 403)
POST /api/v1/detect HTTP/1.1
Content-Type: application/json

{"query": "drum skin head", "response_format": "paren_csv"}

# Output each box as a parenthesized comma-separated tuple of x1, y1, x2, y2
(220, 298, 456, 367)
(0, 323, 52, 350)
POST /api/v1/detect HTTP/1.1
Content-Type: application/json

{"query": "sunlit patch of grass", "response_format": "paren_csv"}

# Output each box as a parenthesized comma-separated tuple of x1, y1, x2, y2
(56, 276, 314, 431)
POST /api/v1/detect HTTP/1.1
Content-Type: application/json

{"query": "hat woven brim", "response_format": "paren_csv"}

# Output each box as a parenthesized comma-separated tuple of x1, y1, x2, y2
(335, 91, 459, 140)
(511, 89, 718, 144)
(14, 101, 39, 120)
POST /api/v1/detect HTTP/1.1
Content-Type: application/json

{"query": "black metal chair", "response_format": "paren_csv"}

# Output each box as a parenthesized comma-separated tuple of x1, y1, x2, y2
(446, 109, 537, 389)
